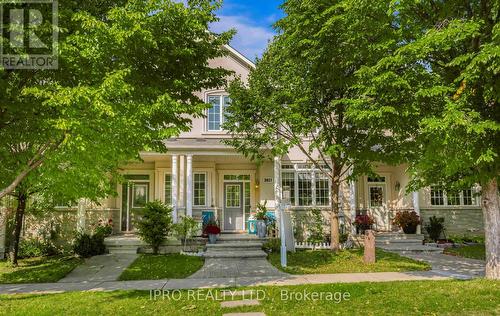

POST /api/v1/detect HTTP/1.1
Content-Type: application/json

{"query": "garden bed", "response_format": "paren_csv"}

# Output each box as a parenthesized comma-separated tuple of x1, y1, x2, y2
(443, 244, 486, 260)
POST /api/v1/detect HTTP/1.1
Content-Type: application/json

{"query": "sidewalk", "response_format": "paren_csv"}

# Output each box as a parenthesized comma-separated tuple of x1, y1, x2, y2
(0, 271, 450, 295)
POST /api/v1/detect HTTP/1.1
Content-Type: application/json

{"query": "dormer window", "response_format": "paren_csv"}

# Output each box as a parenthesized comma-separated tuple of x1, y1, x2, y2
(207, 95, 230, 131)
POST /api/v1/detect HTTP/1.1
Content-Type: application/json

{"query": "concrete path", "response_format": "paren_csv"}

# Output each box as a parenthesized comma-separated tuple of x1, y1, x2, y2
(58, 253, 138, 283)
(401, 252, 485, 279)
(0, 271, 450, 295)
(189, 258, 287, 279)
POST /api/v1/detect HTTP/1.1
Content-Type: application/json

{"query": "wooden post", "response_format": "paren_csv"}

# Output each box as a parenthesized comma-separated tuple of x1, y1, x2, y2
(364, 230, 376, 264)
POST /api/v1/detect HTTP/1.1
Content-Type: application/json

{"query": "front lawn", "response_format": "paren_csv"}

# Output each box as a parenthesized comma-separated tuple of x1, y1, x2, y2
(1, 280, 498, 315)
(444, 244, 486, 260)
(119, 254, 204, 280)
(0, 256, 82, 284)
(268, 248, 430, 274)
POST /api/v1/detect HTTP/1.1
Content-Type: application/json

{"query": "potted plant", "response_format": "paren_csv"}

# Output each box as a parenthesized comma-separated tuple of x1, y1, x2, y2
(204, 218, 220, 244)
(393, 210, 421, 234)
(354, 214, 374, 235)
(254, 202, 268, 238)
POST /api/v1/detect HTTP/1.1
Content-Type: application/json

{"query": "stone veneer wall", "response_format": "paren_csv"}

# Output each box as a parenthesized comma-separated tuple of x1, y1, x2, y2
(20, 208, 121, 249)
(420, 208, 484, 238)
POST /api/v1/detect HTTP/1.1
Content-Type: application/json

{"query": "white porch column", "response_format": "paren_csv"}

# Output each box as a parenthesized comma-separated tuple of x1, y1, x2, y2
(171, 155, 178, 223)
(77, 198, 86, 233)
(179, 155, 185, 211)
(349, 180, 357, 235)
(413, 191, 421, 234)
(186, 154, 193, 217)
(273, 157, 282, 218)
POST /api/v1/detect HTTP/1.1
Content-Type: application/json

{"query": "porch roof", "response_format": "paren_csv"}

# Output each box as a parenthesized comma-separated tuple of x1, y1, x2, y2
(163, 138, 232, 150)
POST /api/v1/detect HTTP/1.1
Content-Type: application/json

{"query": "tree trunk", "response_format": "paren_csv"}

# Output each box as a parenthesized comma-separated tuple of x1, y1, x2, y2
(9, 193, 27, 266)
(329, 163, 342, 251)
(481, 178, 499, 279)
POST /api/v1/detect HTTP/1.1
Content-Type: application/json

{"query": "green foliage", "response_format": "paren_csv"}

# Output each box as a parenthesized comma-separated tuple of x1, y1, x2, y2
(425, 216, 446, 242)
(18, 238, 59, 259)
(254, 201, 268, 220)
(262, 238, 281, 253)
(0, 0, 233, 204)
(355, 1, 500, 191)
(72, 232, 105, 258)
(444, 244, 486, 260)
(448, 234, 486, 244)
(173, 216, 199, 251)
(307, 209, 325, 245)
(136, 201, 173, 254)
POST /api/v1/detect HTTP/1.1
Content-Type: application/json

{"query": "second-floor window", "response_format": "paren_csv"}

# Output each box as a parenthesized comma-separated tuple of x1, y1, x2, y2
(207, 95, 230, 131)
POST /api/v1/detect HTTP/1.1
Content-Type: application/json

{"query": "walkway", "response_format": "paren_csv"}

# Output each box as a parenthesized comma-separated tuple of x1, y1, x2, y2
(401, 252, 485, 279)
(0, 270, 450, 294)
(58, 253, 138, 283)
(190, 258, 286, 278)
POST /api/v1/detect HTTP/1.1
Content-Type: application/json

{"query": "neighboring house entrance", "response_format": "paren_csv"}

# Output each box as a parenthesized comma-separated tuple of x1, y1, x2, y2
(224, 183, 244, 231)
(121, 175, 150, 232)
(366, 176, 390, 231)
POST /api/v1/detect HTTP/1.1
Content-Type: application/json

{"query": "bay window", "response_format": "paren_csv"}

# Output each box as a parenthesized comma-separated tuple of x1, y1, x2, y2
(282, 164, 331, 207)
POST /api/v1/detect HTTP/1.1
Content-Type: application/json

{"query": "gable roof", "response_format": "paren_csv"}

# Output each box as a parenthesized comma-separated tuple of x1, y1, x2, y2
(223, 44, 256, 69)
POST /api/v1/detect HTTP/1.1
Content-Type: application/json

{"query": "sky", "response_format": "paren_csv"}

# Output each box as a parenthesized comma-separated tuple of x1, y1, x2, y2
(209, 0, 284, 61)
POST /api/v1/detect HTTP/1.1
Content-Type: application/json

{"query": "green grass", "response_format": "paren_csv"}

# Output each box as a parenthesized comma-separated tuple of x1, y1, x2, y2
(268, 249, 430, 274)
(119, 254, 204, 280)
(444, 244, 486, 260)
(0, 256, 82, 284)
(0, 280, 498, 315)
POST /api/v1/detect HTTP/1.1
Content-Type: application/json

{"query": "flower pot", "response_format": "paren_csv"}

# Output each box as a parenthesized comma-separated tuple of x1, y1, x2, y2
(208, 234, 217, 244)
(402, 225, 417, 234)
(256, 220, 267, 238)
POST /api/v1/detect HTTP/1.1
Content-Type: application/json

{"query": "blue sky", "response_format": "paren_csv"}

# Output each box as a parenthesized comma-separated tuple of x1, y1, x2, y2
(210, 0, 284, 61)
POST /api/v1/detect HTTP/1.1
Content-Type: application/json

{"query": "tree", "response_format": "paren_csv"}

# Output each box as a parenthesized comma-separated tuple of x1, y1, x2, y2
(224, 0, 399, 250)
(355, 1, 499, 278)
(1, 0, 233, 264)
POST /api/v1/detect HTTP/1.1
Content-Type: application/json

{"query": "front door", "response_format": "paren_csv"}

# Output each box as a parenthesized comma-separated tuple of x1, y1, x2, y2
(367, 184, 388, 231)
(121, 181, 149, 232)
(224, 183, 243, 231)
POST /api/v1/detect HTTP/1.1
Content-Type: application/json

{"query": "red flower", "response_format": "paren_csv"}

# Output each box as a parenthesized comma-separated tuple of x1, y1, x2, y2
(204, 225, 221, 235)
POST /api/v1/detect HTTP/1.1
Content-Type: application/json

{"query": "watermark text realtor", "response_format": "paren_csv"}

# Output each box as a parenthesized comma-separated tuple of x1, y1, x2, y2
(0, 0, 58, 69)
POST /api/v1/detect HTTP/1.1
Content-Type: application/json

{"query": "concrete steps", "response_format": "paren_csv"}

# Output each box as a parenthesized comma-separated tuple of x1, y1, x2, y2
(204, 234, 266, 259)
(104, 235, 145, 254)
(375, 233, 443, 254)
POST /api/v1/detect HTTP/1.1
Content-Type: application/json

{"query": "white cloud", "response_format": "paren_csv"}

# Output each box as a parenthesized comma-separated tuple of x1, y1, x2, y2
(210, 15, 275, 61)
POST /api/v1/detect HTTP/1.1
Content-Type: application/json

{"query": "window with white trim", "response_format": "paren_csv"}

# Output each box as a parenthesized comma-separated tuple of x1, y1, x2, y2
(164, 174, 172, 205)
(430, 187, 477, 206)
(207, 95, 230, 131)
(282, 164, 331, 207)
(193, 172, 207, 206)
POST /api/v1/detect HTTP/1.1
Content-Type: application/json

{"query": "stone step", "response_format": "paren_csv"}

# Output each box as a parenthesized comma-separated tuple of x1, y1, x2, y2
(376, 239, 424, 245)
(375, 233, 424, 240)
(203, 250, 267, 259)
(378, 245, 444, 254)
(220, 299, 261, 308)
(207, 242, 263, 249)
(107, 247, 138, 254)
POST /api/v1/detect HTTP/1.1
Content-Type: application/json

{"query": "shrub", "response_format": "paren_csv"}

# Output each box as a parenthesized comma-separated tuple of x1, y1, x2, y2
(173, 216, 199, 251)
(73, 233, 94, 258)
(94, 218, 113, 237)
(262, 238, 281, 253)
(136, 200, 173, 254)
(393, 210, 421, 233)
(307, 209, 325, 245)
(354, 214, 375, 233)
(425, 216, 445, 242)
(18, 237, 60, 258)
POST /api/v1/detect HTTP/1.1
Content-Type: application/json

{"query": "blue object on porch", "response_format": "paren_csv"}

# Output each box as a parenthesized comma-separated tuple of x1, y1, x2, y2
(266, 211, 276, 225)
(247, 220, 257, 234)
(202, 211, 214, 225)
